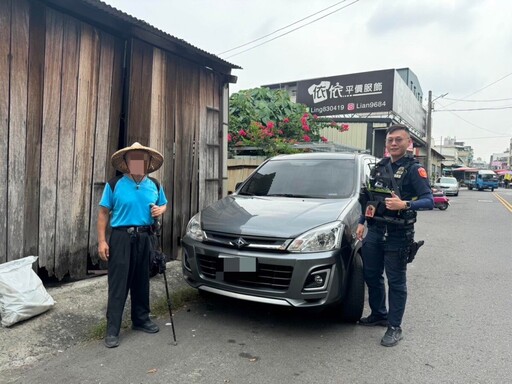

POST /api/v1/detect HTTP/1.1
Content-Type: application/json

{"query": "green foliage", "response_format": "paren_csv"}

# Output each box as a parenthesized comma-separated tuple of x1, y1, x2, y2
(229, 87, 344, 157)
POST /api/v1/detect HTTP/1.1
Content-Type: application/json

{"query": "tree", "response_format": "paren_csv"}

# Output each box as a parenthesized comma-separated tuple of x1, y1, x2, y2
(228, 87, 348, 157)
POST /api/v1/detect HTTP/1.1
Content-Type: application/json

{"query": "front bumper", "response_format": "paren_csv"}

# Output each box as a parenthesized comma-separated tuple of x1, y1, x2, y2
(181, 237, 345, 308)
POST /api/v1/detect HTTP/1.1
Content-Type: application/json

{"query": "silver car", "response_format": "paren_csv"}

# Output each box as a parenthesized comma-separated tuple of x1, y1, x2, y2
(434, 176, 460, 196)
(182, 153, 374, 322)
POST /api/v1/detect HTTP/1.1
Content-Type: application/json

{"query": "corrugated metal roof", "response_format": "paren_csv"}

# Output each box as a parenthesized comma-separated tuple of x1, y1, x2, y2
(74, 0, 241, 70)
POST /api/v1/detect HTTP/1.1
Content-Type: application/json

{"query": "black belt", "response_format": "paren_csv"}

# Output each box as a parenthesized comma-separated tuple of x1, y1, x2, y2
(113, 226, 152, 234)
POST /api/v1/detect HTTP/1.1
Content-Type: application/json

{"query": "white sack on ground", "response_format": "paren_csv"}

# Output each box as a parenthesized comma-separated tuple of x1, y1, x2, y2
(0, 256, 55, 327)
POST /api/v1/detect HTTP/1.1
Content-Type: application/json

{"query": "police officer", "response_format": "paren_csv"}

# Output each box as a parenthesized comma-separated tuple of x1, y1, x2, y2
(98, 142, 168, 348)
(356, 124, 433, 347)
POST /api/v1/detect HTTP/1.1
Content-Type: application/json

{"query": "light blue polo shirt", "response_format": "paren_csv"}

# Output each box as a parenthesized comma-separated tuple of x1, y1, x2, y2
(99, 175, 168, 227)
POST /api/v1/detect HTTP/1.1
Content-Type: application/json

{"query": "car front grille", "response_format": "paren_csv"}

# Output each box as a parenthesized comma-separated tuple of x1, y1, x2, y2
(197, 254, 293, 291)
(203, 231, 291, 251)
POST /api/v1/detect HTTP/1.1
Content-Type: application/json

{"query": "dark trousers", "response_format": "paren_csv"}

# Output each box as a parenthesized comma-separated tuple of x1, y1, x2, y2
(362, 226, 409, 327)
(106, 229, 152, 336)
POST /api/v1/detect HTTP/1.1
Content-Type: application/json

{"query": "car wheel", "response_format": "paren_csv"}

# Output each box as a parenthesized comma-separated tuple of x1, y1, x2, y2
(454, 192, 459, 196)
(491, 188, 494, 192)
(468, 186, 473, 190)
(339, 253, 365, 323)
(438, 203, 448, 210)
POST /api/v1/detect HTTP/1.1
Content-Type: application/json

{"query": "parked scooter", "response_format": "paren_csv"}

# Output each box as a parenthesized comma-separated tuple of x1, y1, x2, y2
(432, 188, 450, 210)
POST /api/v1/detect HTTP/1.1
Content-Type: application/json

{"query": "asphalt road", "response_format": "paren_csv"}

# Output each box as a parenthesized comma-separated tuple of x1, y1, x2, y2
(5, 188, 512, 384)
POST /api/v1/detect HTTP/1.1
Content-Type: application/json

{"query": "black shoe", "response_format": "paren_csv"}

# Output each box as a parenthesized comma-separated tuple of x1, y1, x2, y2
(358, 314, 388, 327)
(380, 326, 403, 347)
(104, 335, 119, 348)
(132, 320, 159, 333)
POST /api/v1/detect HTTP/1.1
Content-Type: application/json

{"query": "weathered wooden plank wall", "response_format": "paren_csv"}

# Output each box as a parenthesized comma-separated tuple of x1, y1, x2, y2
(88, 32, 121, 267)
(54, 14, 79, 278)
(0, 0, 11, 265)
(24, 1, 45, 257)
(199, 70, 223, 211)
(1, 1, 229, 277)
(162, 55, 177, 256)
(2, 3, 124, 278)
(7, 0, 29, 262)
(38, 8, 63, 272)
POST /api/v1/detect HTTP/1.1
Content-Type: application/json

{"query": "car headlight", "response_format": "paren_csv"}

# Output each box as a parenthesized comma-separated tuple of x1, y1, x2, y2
(185, 212, 204, 242)
(287, 221, 344, 253)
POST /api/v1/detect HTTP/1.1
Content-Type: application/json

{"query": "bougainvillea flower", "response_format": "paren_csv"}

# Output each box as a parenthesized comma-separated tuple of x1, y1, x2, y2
(303, 135, 311, 142)
(239, 129, 247, 137)
(321, 136, 328, 142)
(283, 117, 290, 123)
(227, 133, 233, 142)
(266, 121, 275, 129)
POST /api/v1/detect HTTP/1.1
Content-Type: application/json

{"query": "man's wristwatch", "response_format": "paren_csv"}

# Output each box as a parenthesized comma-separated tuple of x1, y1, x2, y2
(404, 201, 412, 210)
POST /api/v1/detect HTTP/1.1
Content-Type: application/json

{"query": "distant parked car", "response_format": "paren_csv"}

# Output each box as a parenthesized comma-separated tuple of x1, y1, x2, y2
(182, 152, 377, 322)
(434, 176, 459, 196)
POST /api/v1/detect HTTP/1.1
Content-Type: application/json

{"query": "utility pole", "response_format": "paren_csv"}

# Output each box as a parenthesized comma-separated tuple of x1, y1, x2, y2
(426, 91, 433, 180)
(425, 91, 448, 182)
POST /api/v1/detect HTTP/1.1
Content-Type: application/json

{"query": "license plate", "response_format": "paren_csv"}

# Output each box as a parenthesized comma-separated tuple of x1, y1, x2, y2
(219, 255, 256, 272)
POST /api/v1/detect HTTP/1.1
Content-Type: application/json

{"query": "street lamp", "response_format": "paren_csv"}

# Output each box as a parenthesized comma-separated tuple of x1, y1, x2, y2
(425, 91, 448, 182)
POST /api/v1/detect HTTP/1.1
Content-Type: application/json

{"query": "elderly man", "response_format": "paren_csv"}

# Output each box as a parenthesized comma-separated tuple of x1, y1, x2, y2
(98, 142, 168, 348)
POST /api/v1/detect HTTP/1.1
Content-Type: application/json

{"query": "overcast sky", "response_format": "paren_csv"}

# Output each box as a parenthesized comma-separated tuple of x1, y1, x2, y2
(103, 0, 512, 162)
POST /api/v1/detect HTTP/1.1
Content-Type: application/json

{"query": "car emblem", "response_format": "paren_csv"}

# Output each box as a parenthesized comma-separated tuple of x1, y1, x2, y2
(232, 237, 248, 249)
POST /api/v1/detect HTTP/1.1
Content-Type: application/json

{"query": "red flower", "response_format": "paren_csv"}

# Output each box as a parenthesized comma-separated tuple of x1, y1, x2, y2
(302, 124, 311, 132)
(266, 121, 275, 129)
(321, 136, 328, 142)
(341, 123, 350, 131)
(227, 133, 233, 142)
(238, 129, 247, 137)
(303, 135, 311, 142)
(313, 114, 318, 119)
(278, 130, 284, 135)
(283, 117, 290, 123)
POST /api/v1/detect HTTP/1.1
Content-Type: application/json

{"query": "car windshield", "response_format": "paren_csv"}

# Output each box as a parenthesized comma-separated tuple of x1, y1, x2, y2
(439, 177, 457, 184)
(238, 158, 356, 199)
(481, 174, 497, 181)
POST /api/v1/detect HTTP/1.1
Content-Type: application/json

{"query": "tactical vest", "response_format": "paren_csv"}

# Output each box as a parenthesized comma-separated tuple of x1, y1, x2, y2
(362, 156, 418, 225)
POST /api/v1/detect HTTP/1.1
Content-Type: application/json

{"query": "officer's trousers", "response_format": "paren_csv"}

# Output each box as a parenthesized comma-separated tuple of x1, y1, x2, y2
(106, 229, 152, 336)
(362, 225, 409, 327)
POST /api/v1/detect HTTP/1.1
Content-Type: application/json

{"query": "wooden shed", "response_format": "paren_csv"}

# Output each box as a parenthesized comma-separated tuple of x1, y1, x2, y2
(0, 0, 239, 279)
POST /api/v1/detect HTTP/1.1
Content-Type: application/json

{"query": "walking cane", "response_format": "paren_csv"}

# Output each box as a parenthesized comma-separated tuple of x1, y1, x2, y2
(150, 204, 177, 345)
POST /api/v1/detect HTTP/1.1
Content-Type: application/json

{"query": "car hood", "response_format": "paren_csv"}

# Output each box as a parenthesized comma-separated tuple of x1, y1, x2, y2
(200, 195, 351, 238)
(435, 183, 457, 188)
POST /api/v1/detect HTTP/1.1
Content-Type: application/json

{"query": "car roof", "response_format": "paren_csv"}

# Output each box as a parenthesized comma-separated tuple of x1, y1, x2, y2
(269, 152, 363, 161)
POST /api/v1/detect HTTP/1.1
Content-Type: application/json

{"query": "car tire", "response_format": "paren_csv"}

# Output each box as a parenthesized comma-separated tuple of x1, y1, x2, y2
(454, 192, 459, 196)
(438, 203, 448, 210)
(339, 253, 365, 323)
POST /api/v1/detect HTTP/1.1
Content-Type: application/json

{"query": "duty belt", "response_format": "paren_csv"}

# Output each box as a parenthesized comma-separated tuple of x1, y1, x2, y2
(113, 226, 152, 234)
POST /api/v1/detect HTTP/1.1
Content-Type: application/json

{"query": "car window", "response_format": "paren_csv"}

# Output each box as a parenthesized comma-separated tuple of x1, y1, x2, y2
(439, 177, 457, 184)
(239, 159, 356, 198)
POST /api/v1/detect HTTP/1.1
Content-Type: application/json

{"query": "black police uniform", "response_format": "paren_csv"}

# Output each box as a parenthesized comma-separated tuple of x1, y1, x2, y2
(360, 155, 433, 328)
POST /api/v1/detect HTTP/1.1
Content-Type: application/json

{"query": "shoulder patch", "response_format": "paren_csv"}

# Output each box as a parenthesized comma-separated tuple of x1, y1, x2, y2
(418, 167, 428, 178)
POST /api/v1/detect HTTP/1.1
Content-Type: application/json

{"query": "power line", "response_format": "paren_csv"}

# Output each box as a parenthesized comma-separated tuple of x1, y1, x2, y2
(223, 0, 360, 59)
(438, 71, 512, 109)
(436, 106, 512, 112)
(435, 100, 511, 136)
(217, 0, 351, 55)
(442, 96, 512, 103)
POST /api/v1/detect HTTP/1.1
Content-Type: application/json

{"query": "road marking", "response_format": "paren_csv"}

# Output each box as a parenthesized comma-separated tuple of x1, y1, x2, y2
(493, 192, 512, 213)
